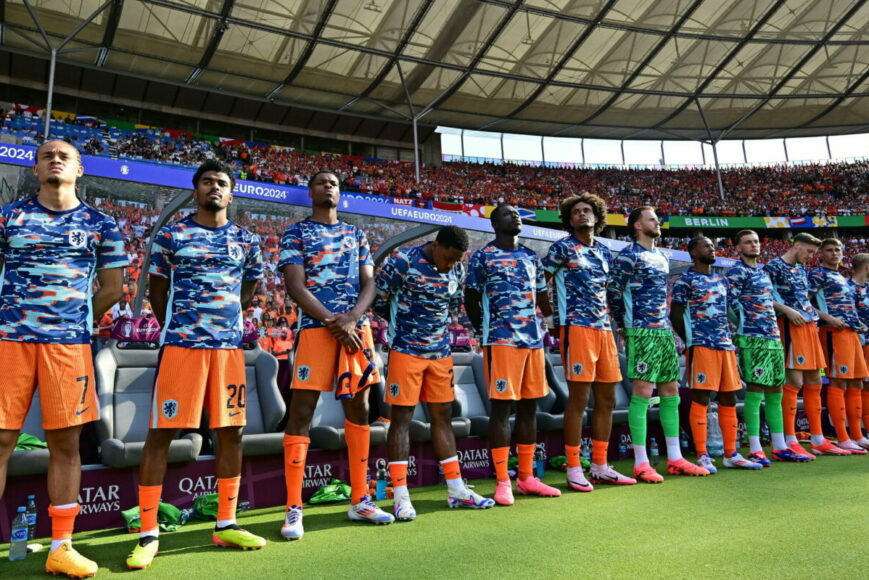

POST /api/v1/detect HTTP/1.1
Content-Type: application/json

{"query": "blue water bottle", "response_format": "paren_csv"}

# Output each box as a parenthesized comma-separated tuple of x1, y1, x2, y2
(375, 463, 388, 501)
(534, 444, 546, 478)
(25, 494, 37, 540)
(9, 506, 28, 561)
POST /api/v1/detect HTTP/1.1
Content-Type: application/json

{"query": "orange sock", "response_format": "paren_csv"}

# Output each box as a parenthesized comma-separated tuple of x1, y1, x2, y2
(827, 387, 849, 442)
(388, 462, 408, 487)
(137, 485, 161, 533)
(845, 388, 864, 441)
(564, 444, 581, 468)
(48, 504, 80, 542)
(719, 405, 738, 456)
(492, 447, 510, 481)
(863, 391, 869, 431)
(345, 420, 371, 504)
(217, 476, 240, 523)
(690, 401, 708, 456)
(441, 458, 462, 481)
(283, 434, 309, 508)
(783, 385, 800, 436)
(591, 440, 609, 466)
(517, 444, 535, 480)
(803, 384, 823, 435)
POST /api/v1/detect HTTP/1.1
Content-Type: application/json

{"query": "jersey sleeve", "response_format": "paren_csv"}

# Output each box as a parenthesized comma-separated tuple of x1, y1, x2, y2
(148, 226, 174, 279)
(243, 233, 264, 282)
(542, 241, 565, 276)
(724, 266, 744, 315)
(97, 215, 130, 270)
(808, 268, 822, 297)
(277, 224, 303, 270)
(533, 253, 547, 294)
(465, 250, 486, 292)
(373, 251, 407, 321)
(606, 249, 634, 327)
(357, 228, 373, 268)
(671, 274, 689, 306)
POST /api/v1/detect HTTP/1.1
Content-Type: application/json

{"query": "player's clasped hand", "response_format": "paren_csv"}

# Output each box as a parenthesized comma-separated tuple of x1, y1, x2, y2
(325, 312, 363, 352)
(785, 308, 806, 327)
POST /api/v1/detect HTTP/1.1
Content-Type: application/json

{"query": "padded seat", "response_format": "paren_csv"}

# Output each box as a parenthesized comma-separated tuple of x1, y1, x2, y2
(95, 341, 202, 468)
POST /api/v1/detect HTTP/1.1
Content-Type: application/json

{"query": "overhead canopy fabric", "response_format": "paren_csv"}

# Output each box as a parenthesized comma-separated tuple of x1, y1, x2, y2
(3, 0, 869, 141)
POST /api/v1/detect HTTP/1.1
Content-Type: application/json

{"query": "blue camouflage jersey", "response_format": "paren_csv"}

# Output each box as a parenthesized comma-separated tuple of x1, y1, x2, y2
(764, 257, 818, 323)
(0, 196, 128, 343)
(809, 267, 865, 331)
(542, 236, 613, 330)
(848, 279, 869, 345)
(278, 218, 373, 331)
(671, 269, 734, 350)
(606, 242, 671, 330)
(725, 260, 780, 340)
(466, 242, 546, 348)
(373, 244, 463, 359)
(150, 215, 263, 348)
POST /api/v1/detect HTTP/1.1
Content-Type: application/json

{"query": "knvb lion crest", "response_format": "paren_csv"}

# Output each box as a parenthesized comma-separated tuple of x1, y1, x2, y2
(228, 243, 244, 262)
(696, 373, 707, 385)
(495, 379, 508, 393)
(297, 365, 311, 381)
(572, 363, 584, 376)
(162, 399, 179, 420)
(753, 367, 766, 379)
(389, 383, 400, 398)
(68, 229, 88, 248)
(635, 361, 649, 374)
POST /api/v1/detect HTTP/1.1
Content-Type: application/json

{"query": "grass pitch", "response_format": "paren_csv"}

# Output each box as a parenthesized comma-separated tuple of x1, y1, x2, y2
(3, 453, 867, 579)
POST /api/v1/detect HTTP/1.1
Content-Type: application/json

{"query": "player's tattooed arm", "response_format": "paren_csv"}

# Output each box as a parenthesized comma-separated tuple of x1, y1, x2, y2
(92, 267, 124, 324)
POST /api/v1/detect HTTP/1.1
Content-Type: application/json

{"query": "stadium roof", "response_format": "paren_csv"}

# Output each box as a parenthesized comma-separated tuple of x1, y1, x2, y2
(2, 0, 869, 142)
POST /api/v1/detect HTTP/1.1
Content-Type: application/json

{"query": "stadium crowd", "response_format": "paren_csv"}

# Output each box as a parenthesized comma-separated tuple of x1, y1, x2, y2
(4, 107, 869, 218)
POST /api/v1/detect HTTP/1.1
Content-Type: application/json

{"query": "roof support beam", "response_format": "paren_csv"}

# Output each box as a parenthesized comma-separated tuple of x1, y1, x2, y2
(186, 0, 234, 84)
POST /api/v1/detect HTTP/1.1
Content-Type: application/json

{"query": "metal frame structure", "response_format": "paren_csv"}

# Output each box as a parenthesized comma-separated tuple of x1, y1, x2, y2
(3, 0, 869, 168)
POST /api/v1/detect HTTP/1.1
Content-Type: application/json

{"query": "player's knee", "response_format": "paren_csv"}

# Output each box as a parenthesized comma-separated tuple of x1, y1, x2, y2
(718, 392, 737, 407)
(0, 429, 19, 457)
(692, 390, 711, 405)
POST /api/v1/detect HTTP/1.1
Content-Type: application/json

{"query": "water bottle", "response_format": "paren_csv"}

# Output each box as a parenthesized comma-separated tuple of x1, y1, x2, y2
(375, 464, 388, 501)
(618, 441, 628, 460)
(534, 443, 546, 478)
(649, 438, 660, 466)
(707, 404, 725, 457)
(9, 506, 28, 561)
(25, 494, 37, 540)
(580, 441, 591, 462)
(680, 428, 690, 452)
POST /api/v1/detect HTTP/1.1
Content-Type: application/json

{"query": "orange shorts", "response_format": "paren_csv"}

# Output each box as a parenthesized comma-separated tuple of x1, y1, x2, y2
(560, 326, 622, 384)
(778, 319, 825, 370)
(483, 345, 547, 401)
(0, 341, 98, 430)
(864, 345, 869, 381)
(819, 327, 869, 379)
(686, 346, 741, 392)
(385, 351, 454, 406)
(292, 326, 380, 391)
(151, 346, 246, 429)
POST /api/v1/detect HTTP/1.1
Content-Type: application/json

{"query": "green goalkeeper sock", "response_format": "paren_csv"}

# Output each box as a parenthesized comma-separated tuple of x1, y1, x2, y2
(659, 395, 681, 439)
(744, 391, 764, 437)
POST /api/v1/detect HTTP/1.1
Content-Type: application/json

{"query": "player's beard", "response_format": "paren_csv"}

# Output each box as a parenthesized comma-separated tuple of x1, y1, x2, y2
(46, 175, 61, 186)
(741, 250, 760, 259)
(700, 254, 716, 265)
(645, 225, 661, 238)
(202, 198, 224, 212)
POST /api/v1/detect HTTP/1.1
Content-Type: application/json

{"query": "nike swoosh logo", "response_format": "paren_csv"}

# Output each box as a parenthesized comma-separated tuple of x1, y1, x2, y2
(360, 458, 368, 462)
(495, 460, 505, 465)
(291, 460, 302, 464)
(229, 411, 242, 417)
(228, 496, 237, 501)
(75, 407, 90, 416)
(142, 507, 155, 512)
